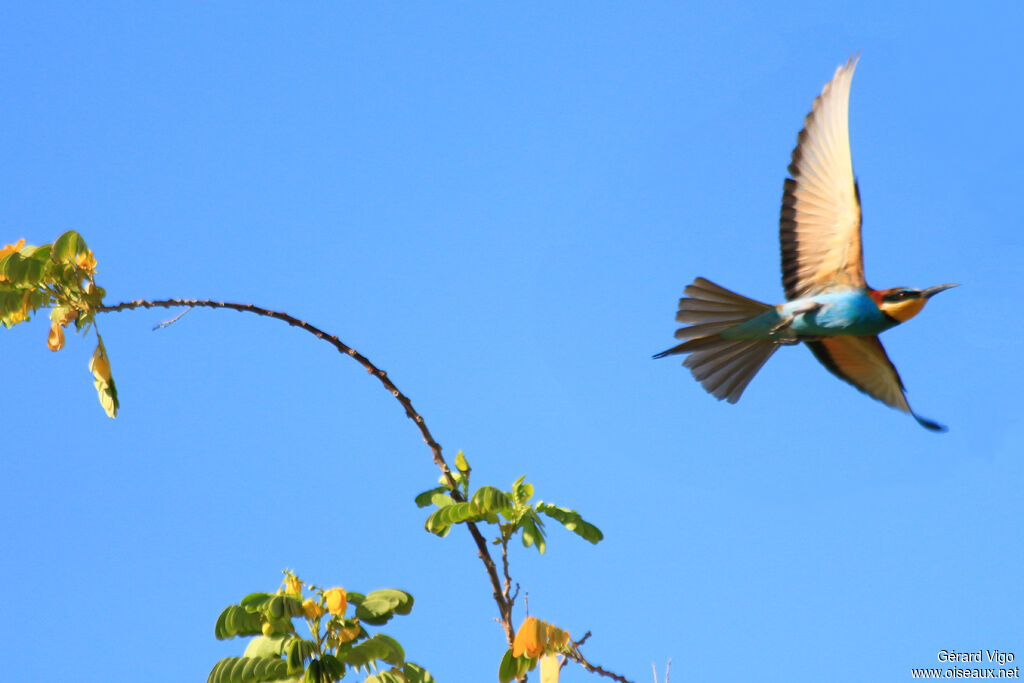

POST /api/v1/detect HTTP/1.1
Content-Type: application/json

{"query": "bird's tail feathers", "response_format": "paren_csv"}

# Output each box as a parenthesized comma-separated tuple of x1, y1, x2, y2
(675, 277, 773, 326)
(654, 278, 779, 403)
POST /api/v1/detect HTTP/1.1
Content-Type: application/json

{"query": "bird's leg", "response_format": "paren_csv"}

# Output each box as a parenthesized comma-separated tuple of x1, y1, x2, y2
(770, 301, 821, 335)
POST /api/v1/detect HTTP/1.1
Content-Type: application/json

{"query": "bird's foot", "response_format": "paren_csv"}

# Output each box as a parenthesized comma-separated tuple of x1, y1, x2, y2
(770, 302, 821, 335)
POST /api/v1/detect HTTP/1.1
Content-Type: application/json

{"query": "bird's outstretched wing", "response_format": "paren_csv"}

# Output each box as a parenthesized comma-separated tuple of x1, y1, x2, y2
(780, 56, 865, 300)
(806, 336, 945, 431)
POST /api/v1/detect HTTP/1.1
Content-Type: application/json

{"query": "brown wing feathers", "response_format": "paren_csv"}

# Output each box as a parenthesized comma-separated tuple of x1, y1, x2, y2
(780, 57, 865, 300)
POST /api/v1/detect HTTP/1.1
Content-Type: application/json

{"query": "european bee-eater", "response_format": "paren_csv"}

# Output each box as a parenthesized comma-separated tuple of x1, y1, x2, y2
(655, 57, 957, 431)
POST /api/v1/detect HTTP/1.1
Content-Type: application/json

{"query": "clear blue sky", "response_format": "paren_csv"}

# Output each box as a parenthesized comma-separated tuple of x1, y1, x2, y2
(3, 3, 1022, 682)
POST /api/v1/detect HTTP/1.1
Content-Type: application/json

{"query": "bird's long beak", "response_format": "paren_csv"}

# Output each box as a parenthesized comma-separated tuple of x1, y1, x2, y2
(923, 283, 959, 299)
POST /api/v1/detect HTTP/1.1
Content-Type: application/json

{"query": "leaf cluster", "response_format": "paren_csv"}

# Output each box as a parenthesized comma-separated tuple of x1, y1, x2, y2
(0, 231, 117, 416)
(210, 573, 432, 683)
(499, 616, 573, 683)
(416, 453, 603, 554)
(1, 230, 630, 682)
(0, 231, 103, 328)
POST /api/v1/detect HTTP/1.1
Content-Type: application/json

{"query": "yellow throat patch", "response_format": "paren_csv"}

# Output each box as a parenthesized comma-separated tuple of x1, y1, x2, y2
(882, 296, 927, 322)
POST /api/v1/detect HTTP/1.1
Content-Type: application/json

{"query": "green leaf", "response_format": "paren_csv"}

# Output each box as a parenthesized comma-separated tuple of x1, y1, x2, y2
(240, 593, 306, 619)
(242, 657, 262, 682)
(245, 636, 281, 659)
(0, 252, 26, 285)
(0, 290, 28, 328)
(0, 250, 46, 287)
(244, 635, 293, 659)
(423, 486, 515, 534)
(366, 670, 406, 683)
(215, 658, 242, 683)
(269, 597, 287, 619)
(22, 244, 50, 262)
(414, 486, 448, 508)
(319, 654, 345, 681)
(454, 450, 470, 472)
(50, 305, 70, 324)
(345, 634, 405, 672)
(208, 658, 234, 683)
(536, 502, 604, 544)
(402, 662, 435, 683)
(520, 515, 547, 554)
(241, 593, 274, 610)
(470, 486, 512, 516)
(498, 649, 535, 683)
(498, 649, 516, 683)
(270, 593, 299, 622)
(356, 589, 413, 625)
(216, 605, 263, 639)
(295, 639, 318, 663)
(253, 658, 294, 681)
(287, 639, 304, 675)
(423, 517, 452, 538)
(423, 501, 471, 535)
(512, 475, 533, 506)
(230, 657, 253, 683)
(430, 492, 453, 508)
(90, 334, 118, 418)
(50, 230, 90, 264)
(303, 659, 321, 683)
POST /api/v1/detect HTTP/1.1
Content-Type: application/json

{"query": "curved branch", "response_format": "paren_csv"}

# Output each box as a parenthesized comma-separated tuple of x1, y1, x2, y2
(567, 632, 636, 683)
(98, 297, 515, 643)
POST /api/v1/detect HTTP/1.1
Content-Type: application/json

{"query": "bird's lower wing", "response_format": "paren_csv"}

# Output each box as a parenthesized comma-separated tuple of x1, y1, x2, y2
(806, 336, 945, 431)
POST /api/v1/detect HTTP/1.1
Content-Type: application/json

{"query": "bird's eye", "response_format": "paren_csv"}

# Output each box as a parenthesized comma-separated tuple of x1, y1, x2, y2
(884, 290, 916, 302)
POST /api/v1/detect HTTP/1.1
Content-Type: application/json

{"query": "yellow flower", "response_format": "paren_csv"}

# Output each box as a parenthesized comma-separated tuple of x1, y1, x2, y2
(48, 321, 65, 351)
(284, 575, 303, 595)
(75, 249, 97, 272)
(539, 653, 562, 683)
(324, 587, 347, 615)
(302, 598, 325, 619)
(335, 619, 361, 644)
(0, 238, 25, 259)
(546, 624, 570, 649)
(512, 616, 546, 659)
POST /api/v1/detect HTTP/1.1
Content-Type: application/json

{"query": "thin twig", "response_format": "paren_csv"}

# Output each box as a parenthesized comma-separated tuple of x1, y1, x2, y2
(152, 306, 193, 330)
(569, 654, 635, 683)
(568, 632, 636, 683)
(500, 535, 514, 604)
(97, 297, 515, 643)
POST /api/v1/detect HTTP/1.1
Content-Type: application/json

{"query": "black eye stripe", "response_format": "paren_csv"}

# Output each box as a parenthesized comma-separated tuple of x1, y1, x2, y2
(883, 290, 919, 302)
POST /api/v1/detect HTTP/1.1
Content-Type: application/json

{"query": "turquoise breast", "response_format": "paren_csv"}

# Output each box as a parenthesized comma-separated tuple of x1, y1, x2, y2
(788, 290, 893, 336)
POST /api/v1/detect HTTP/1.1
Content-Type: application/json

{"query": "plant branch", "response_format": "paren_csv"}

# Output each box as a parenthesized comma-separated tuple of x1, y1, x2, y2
(500, 535, 513, 602)
(569, 632, 636, 683)
(97, 297, 515, 643)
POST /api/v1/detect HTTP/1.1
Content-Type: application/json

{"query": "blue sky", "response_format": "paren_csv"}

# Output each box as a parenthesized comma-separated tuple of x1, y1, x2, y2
(2, 3, 1022, 682)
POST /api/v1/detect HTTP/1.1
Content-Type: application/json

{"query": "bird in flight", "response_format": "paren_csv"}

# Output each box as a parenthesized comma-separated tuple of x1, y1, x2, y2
(655, 56, 956, 431)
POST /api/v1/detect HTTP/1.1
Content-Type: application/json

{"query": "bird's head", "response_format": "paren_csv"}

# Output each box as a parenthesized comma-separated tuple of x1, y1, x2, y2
(872, 284, 958, 323)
